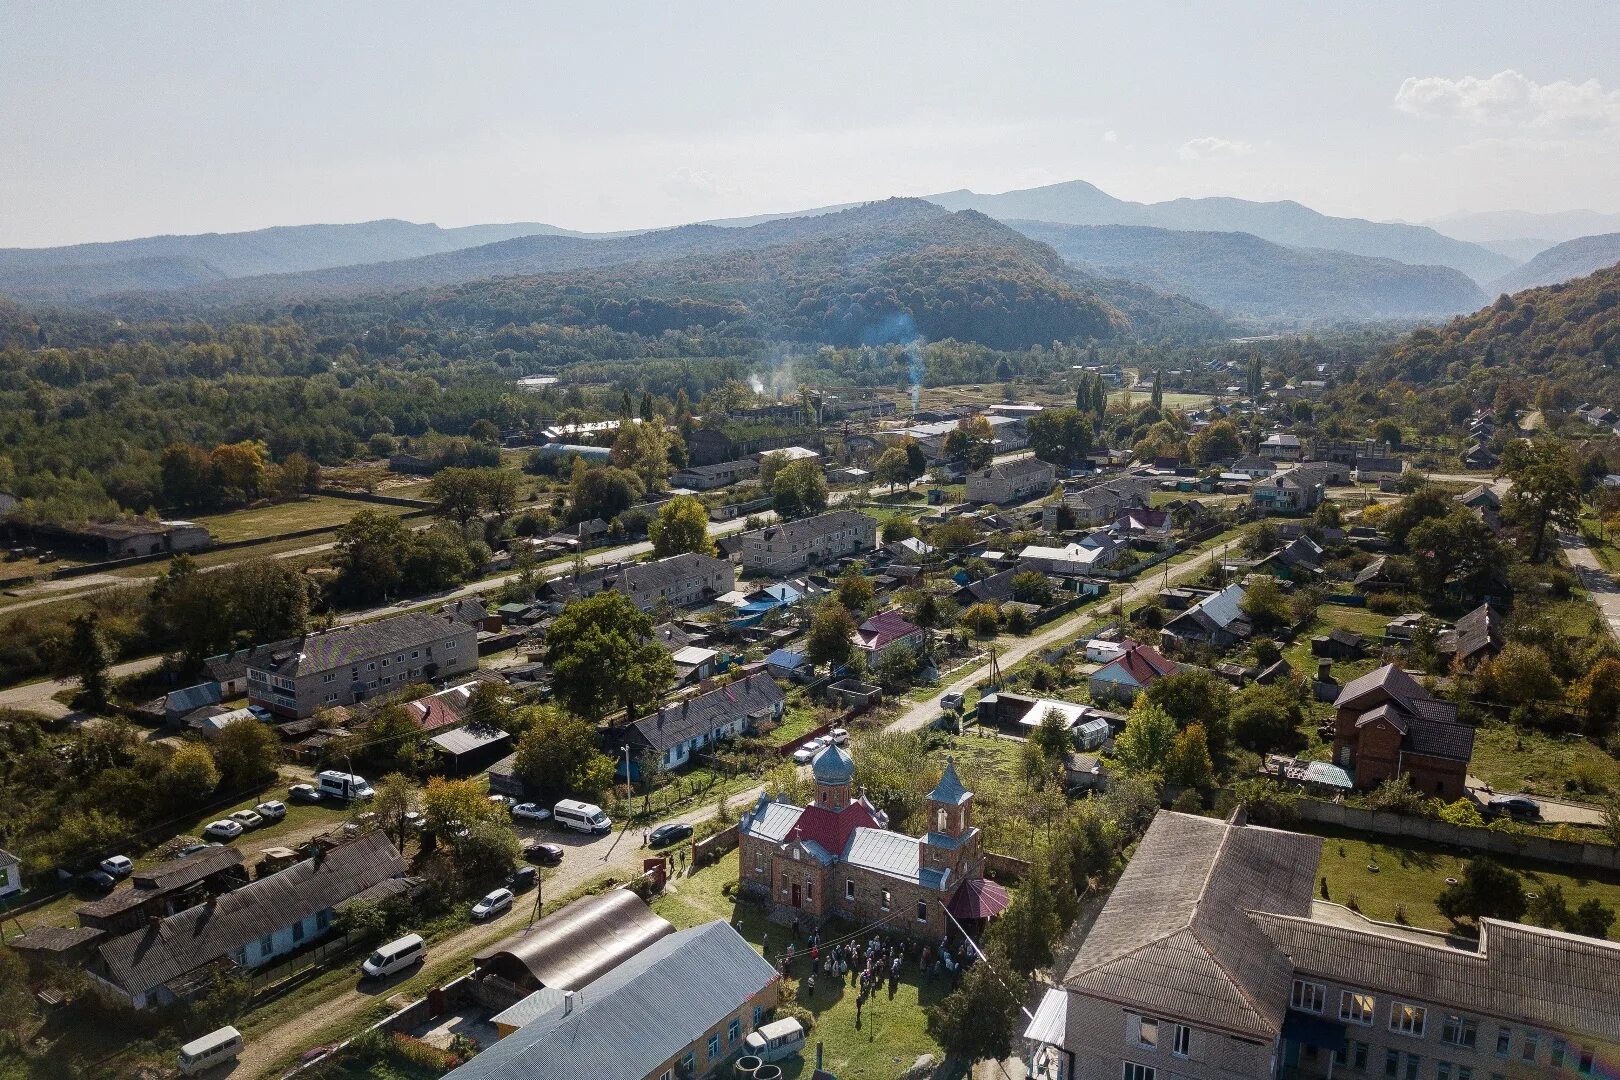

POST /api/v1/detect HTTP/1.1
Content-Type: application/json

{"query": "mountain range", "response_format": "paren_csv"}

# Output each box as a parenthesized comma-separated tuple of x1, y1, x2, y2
(1490, 232, 1620, 295)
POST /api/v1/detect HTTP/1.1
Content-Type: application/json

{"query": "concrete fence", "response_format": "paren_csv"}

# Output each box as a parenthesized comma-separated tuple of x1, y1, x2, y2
(317, 488, 433, 509)
(1292, 799, 1620, 873)
(984, 851, 1030, 881)
(693, 823, 740, 868)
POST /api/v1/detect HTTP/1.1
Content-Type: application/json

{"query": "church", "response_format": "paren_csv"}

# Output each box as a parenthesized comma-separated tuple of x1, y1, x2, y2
(736, 742, 1007, 938)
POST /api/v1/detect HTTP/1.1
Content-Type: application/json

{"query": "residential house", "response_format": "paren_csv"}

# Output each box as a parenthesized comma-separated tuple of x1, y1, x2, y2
(1353, 454, 1408, 485)
(764, 648, 809, 680)
(246, 611, 478, 719)
(1354, 555, 1402, 593)
(430, 724, 513, 775)
(739, 510, 877, 575)
(0, 849, 20, 899)
(162, 682, 222, 727)
(1331, 664, 1475, 800)
(1114, 508, 1174, 542)
(449, 920, 779, 1080)
(623, 674, 786, 771)
(1230, 455, 1277, 480)
(1028, 810, 1620, 1080)
(1251, 463, 1336, 514)
(1019, 532, 1128, 576)
(670, 458, 760, 491)
(75, 847, 248, 933)
(203, 641, 295, 698)
(1161, 583, 1252, 650)
(86, 833, 409, 1009)
(979, 692, 1113, 749)
(1581, 404, 1619, 427)
(851, 609, 925, 665)
(955, 568, 1017, 607)
(1062, 752, 1109, 793)
(612, 553, 736, 612)
(1310, 628, 1365, 660)
(1088, 641, 1178, 703)
(1260, 433, 1303, 461)
(1254, 536, 1325, 581)
(738, 750, 1006, 939)
(441, 597, 501, 633)
(1043, 476, 1155, 529)
(966, 456, 1058, 505)
(1437, 602, 1504, 667)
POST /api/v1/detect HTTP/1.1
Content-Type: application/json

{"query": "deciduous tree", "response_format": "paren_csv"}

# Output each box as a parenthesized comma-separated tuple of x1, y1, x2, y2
(649, 495, 716, 557)
(544, 592, 674, 721)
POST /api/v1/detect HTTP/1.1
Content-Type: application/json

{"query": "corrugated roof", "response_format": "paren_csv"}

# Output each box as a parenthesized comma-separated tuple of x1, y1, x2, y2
(746, 509, 873, 547)
(627, 674, 784, 753)
(252, 612, 465, 678)
(78, 847, 247, 921)
(473, 889, 675, 992)
(1024, 987, 1068, 1045)
(844, 827, 924, 884)
(430, 725, 509, 757)
(448, 921, 778, 1080)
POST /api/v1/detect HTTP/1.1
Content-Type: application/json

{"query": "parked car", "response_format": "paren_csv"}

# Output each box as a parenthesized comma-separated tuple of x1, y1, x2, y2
(80, 868, 118, 892)
(525, 842, 564, 866)
(506, 866, 538, 892)
(1487, 795, 1542, 821)
(404, 811, 425, 830)
(99, 855, 134, 879)
(791, 737, 827, 765)
(511, 802, 552, 823)
(744, 1017, 807, 1063)
(246, 705, 272, 722)
(360, 934, 425, 979)
(254, 800, 287, 822)
(827, 727, 850, 746)
(203, 819, 244, 841)
(228, 809, 265, 830)
(471, 888, 514, 920)
(488, 794, 515, 811)
(288, 783, 323, 805)
(648, 822, 694, 849)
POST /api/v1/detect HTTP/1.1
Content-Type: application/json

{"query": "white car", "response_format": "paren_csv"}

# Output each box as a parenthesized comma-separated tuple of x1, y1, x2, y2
(471, 888, 514, 921)
(488, 794, 515, 811)
(511, 802, 551, 823)
(254, 800, 287, 822)
(229, 809, 264, 830)
(791, 737, 827, 765)
(202, 819, 244, 841)
(828, 727, 850, 746)
(99, 855, 134, 879)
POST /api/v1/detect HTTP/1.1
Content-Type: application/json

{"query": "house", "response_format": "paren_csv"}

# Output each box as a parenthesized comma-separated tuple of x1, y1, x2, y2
(450, 920, 779, 1080)
(1161, 583, 1251, 650)
(162, 682, 222, 727)
(85, 833, 409, 1009)
(0, 849, 20, 899)
(1113, 507, 1174, 542)
(611, 553, 736, 612)
(623, 674, 785, 771)
(670, 458, 760, 491)
(1353, 454, 1408, 484)
(430, 724, 513, 775)
(1438, 602, 1504, 667)
(1019, 531, 1128, 576)
(1354, 555, 1401, 592)
(75, 847, 248, 933)
(1229, 454, 1276, 480)
(1043, 476, 1155, 529)
(1582, 404, 1619, 427)
(979, 692, 1113, 749)
(203, 641, 295, 698)
(1028, 810, 1620, 1080)
(246, 611, 478, 719)
(737, 750, 1006, 938)
(1259, 432, 1303, 461)
(764, 648, 809, 680)
(1254, 536, 1324, 581)
(966, 456, 1057, 505)
(194, 706, 258, 738)
(739, 510, 877, 575)
(955, 568, 1017, 607)
(851, 609, 925, 664)
(1062, 752, 1108, 793)
(1331, 664, 1475, 800)
(1462, 441, 1499, 470)
(1251, 462, 1336, 514)
(441, 597, 501, 633)
(1088, 641, 1178, 703)
(1310, 628, 1365, 659)
(1455, 485, 1501, 513)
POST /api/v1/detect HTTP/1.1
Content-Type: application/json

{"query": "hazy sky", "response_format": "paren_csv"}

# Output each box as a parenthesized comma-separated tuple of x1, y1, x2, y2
(4, 1, 1619, 247)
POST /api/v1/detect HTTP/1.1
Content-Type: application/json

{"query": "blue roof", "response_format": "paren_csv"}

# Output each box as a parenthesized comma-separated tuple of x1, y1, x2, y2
(811, 742, 855, 784)
(928, 758, 971, 806)
(443, 921, 777, 1080)
(765, 648, 806, 670)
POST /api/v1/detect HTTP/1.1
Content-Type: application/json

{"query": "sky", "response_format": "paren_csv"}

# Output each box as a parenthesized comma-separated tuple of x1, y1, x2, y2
(3, 1, 1619, 247)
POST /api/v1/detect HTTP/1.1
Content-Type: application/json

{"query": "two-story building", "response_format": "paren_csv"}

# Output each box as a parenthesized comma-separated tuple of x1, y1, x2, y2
(967, 456, 1058, 505)
(247, 611, 478, 719)
(611, 552, 736, 612)
(1331, 664, 1475, 801)
(1027, 810, 1620, 1080)
(739, 510, 877, 575)
(1044, 477, 1156, 529)
(1252, 463, 1337, 515)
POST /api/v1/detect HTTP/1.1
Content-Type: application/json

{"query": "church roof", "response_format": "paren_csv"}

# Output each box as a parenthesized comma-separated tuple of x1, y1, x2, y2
(811, 742, 855, 785)
(928, 758, 971, 806)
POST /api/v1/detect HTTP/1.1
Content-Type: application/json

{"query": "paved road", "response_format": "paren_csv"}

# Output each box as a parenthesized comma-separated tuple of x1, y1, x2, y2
(1560, 531, 1620, 640)
(1464, 775, 1609, 827)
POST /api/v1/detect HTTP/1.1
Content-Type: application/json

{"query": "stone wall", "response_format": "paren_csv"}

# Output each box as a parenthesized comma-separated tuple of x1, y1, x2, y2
(1293, 799, 1620, 872)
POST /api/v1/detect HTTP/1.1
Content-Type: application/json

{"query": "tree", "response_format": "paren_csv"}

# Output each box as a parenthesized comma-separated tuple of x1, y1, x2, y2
(834, 568, 876, 614)
(1572, 657, 1620, 734)
(1436, 857, 1527, 925)
(927, 516, 982, 554)
(805, 599, 856, 672)
(1032, 706, 1073, 764)
(1239, 576, 1291, 632)
(1502, 439, 1581, 562)
(1025, 407, 1093, 467)
(943, 416, 995, 469)
(371, 773, 420, 850)
(422, 775, 504, 838)
(992, 857, 1061, 975)
(1150, 368, 1163, 411)
(64, 609, 112, 710)
(161, 442, 217, 506)
(1478, 643, 1562, 708)
(903, 438, 928, 480)
(924, 941, 1023, 1063)
(513, 707, 617, 800)
(545, 592, 674, 721)
(210, 440, 269, 501)
(1437, 797, 1486, 827)
(877, 643, 921, 688)
(1189, 420, 1243, 464)
(211, 718, 279, 788)
(1011, 570, 1053, 606)
(872, 446, 912, 493)
(569, 461, 644, 523)
(757, 450, 789, 488)
(1113, 699, 1177, 774)
(1567, 898, 1616, 940)
(771, 459, 828, 518)
(611, 420, 671, 492)
(1230, 684, 1304, 755)
(1163, 723, 1215, 790)
(332, 509, 411, 602)
(1405, 510, 1506, 599)
(161, 742, 221, 802)
(960, 602, 1001, 637)
(1385, 485, 1457, 547)
(426, 467, 491, 527)
(649, 495, 716, 557)
(880, 515, 919, 543)
(1144, 669, 1233, 753)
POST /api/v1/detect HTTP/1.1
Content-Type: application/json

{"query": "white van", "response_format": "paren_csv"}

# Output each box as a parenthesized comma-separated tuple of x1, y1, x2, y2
(176, 1026, 243, 1075)
(743, 1017, 806, 1062)
(316, 770, 375, 802)
(361, 933, 425, 978)
(552, 799, 612, 835)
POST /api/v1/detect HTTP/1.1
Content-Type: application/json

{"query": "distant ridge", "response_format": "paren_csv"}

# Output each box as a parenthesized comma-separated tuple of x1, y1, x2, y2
(1490, 232, 1620, 294)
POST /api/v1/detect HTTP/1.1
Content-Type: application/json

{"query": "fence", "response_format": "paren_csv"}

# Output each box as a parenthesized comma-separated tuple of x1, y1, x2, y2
(317, 488, 434, 509)
(983, 851, 1030, 881)
(693, 823, 740, 868)
(1291, 799, 1620, 873)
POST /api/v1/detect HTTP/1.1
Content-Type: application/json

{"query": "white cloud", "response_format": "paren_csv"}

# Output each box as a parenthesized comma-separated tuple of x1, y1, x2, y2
(1394, 69, 1620, 130)
(1102, 129, 1118, 144)
(1178, 136, 1253, 161)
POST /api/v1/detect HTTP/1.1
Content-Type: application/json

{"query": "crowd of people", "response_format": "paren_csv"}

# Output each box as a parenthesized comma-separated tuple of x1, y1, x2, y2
(759, 919, 975, 1023)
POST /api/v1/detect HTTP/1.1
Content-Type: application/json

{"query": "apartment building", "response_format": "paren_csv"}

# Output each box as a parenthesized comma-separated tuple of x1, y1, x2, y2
(738, 510, 876, 575)
(246, 611, 477, 719)
(967, 456, 1058, 505)
(612, 552, 736, 612)
(1026, 810, 1620, 1080)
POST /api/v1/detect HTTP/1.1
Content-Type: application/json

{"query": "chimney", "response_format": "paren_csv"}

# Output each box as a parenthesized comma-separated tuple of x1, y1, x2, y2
(1317, 659, 1333, 684)
(563, 990, 576, 1016)
(147, 915, 161, 931)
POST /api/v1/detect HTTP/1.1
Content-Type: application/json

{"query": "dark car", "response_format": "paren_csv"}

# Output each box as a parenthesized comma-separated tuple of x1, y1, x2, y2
(648, 822, 694, 849)
(1487, 795, 1542, 821)
(80, 869, 118, 893)
(505, 866, 538, 893)
(288, 783, 324, 805)
(525, 842, 564, 866)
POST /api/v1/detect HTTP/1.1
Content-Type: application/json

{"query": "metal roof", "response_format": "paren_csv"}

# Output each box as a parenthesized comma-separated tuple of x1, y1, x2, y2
(448, 921, 778, 1080)
(429, 725, 509, 757)
(810, 741, 855, 784)
(251, 612, 465, 678)
(844, 827, 924, 884)
(927, 759, 971, 806)
(739, 796, 804, 844)
(626, 674, 784, 754)
(1024, 987, 1068, 1045)
(473, 889, 675, 992)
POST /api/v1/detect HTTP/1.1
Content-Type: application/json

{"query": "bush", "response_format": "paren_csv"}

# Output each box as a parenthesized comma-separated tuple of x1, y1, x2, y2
(775, 1002, 815, 1033)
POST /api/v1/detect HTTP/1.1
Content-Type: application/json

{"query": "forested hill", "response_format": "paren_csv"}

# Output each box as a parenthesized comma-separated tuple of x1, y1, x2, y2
(0, 219, 579, 304)
(291, 202, 1138, 351)
(1008, 220, 1486, 322)
(1491, 233, 1620, 294)
(1358, 260, 1620, 389)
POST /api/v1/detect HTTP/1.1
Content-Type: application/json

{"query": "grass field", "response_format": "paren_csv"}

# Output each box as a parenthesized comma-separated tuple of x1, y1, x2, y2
(653, 850, 952, 1080)
(1469, 722, 1616, 800)
(192, 496, 418, 543)
(1309, 824, 1620, 936)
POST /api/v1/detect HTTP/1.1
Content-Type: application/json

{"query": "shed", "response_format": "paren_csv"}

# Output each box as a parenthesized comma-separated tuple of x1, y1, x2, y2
(472, 889, 675, 992)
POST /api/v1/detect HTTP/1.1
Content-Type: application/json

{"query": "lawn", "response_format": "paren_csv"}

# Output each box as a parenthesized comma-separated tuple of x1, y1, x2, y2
(1468, 722, 1616, 800)
(1308, 824, 1620, 936)
(652, 850, 952, 1080)
(191, 496, 417, 543)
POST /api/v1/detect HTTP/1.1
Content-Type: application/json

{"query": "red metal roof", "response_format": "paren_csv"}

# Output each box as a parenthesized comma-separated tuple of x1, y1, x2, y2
(1103, 642, 1178, 687)
(853, 609, 922, 651)
(948, 878, 1011, 919)
(785, 802, 881, 856)
(405, 695, 462, 733)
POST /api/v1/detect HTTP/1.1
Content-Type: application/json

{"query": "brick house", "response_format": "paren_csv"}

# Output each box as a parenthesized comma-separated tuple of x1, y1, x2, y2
(737, 748, 1003, 939)
(966, 456, 1057, 505)
(1331, 664, 1475, 800)
(739, 510, 877, 575)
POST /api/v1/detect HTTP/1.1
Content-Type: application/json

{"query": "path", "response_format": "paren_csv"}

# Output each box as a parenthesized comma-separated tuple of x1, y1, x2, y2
(1464, 773, 1609, 826)
(1560, 531, 1620, 640)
